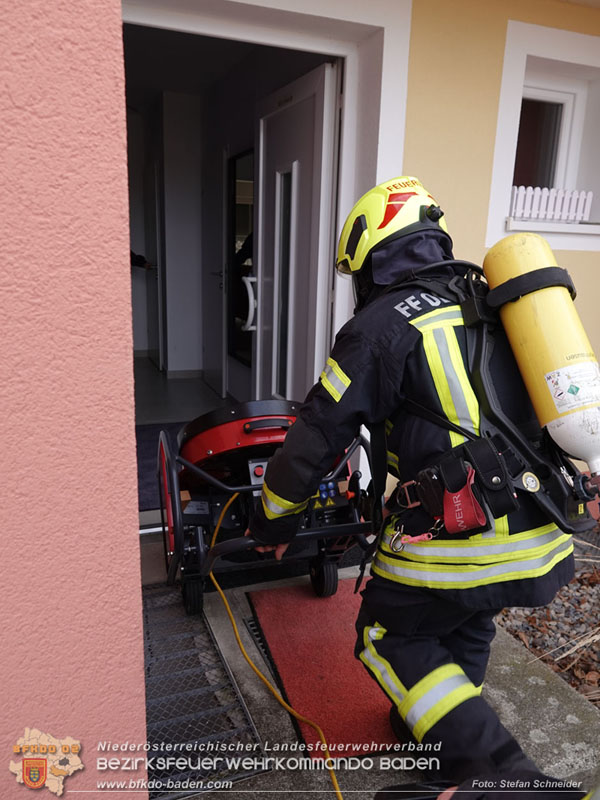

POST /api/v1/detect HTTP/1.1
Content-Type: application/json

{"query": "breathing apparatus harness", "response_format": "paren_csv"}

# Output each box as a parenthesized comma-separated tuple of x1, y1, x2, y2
(355, 260, 598, 590)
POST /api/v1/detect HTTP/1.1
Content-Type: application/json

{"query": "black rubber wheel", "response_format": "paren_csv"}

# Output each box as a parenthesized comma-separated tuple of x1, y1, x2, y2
(309, 559, 338, 598)
(182, 577, 205, 615)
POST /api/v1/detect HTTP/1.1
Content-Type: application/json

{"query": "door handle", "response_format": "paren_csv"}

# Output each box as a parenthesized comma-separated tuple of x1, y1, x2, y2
(241, 276, 257, 332)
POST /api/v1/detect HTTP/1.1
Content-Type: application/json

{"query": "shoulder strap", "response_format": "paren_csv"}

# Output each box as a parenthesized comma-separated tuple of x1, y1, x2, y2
(368, 420, 388, 529)
(401, 398, 479, 442)
(381, 260, 483, 304)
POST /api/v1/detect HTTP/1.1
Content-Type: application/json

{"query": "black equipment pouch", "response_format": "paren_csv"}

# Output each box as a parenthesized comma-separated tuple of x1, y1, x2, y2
(461, 438, 519, 518)
(414, 466, 444, 517)
(412, 439, 520, 537)
(438, 439, 518, 534)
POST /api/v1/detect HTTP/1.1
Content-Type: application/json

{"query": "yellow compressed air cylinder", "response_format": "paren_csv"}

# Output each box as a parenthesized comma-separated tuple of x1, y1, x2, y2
(483, 232, 600, 474)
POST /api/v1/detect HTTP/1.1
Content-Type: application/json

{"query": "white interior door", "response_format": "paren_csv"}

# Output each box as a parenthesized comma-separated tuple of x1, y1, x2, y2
(254, 63, 339, 401)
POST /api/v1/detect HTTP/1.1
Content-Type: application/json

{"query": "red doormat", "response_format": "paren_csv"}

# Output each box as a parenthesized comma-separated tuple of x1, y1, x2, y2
(248, 578, 397, 756)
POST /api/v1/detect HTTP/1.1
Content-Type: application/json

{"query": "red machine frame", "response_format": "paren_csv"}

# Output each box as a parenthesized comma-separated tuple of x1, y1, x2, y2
(157, 400, 375, 614)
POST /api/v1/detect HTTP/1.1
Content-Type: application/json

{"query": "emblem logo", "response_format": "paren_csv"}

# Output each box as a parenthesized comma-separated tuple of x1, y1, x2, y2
(378, 192, 418, 230)
(10, 728, 83, 795)
(522, 472, 540, 493)
(23, 758, 47, 789)
(378, 189, 436, 230)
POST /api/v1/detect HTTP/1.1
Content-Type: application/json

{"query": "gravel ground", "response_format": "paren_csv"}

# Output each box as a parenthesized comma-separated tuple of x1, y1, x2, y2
(496, 528, 600, 708)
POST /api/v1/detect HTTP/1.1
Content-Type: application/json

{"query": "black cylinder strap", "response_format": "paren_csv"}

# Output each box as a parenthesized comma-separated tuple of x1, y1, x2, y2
(486, 266, 576, 309)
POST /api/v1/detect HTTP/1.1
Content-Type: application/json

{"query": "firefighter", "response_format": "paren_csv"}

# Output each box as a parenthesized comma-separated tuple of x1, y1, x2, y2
(247, 176, 576, 782)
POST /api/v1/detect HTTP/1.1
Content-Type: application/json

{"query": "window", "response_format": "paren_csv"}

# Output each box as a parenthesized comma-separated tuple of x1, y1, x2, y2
(515, 68, 586, 191)
(487, 22, 600, 250)
(509, 68, 594, 227)
(513, 98, 563, 188)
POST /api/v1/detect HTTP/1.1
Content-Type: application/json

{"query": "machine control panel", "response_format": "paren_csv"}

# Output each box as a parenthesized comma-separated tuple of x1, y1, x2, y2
(248, 458, 269, 496)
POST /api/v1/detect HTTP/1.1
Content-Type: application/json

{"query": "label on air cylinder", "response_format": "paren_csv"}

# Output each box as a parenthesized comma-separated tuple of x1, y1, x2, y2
(545, 361, 600, 414)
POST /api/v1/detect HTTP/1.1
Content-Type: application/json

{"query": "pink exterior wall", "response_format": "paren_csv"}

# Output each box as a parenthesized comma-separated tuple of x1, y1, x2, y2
(0, 1, 148, 797)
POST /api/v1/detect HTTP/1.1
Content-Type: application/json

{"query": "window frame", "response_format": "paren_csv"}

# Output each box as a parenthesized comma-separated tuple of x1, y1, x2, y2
(519, 80, 584, 190)
(486, 21, 600, 250)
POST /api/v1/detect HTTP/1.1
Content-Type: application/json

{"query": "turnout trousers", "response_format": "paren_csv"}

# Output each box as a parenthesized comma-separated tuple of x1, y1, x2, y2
(354, 579, 537, 783)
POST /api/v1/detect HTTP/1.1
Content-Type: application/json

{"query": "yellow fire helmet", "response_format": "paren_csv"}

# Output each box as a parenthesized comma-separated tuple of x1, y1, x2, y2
(336, 176, 450, 275)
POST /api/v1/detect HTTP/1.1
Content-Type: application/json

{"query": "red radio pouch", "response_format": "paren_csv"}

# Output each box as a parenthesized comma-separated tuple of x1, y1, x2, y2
(442, 465, 487, 534)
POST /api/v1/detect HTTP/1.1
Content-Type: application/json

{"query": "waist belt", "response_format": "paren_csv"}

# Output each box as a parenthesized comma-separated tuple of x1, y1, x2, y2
(392, 438, 519, 537)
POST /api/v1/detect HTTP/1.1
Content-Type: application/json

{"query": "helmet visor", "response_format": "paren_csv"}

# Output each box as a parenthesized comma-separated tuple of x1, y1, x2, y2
(336, 256, 352, 275)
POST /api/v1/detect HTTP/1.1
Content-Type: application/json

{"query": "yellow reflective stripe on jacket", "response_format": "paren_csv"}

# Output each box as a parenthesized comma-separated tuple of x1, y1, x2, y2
(320, 357, 351, 402)
(399, 663, 480, 742)
(387, 450, 399, 471)
(493, 514, 509, 538)
(261, 482, 308, 520)
(358, 623, 407, 706)
(409, 306, 464, 331)
(410, 306, 479, 446)
(372, 536, 573, 589)
(378, 523, 568, 564)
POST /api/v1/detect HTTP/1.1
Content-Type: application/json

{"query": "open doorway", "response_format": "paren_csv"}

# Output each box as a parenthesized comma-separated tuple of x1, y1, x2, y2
(124, 24, 341, 514)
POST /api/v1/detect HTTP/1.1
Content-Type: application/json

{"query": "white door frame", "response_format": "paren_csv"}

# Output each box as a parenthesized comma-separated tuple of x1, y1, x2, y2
(121, 0, 412, 341)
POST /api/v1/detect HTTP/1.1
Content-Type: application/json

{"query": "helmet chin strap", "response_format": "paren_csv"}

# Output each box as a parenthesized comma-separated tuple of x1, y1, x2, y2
(354, 284, 389, 313)
(352, 263, 377, 313)
(352, 275, 366, 313)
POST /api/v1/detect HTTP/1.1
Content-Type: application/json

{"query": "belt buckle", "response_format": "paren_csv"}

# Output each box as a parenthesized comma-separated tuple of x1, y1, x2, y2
(400, 480, 420, 509)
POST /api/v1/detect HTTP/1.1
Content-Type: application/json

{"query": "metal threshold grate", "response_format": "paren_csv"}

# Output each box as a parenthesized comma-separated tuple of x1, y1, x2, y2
(142, 584, 265, 799)
(243, 617, 276, 680)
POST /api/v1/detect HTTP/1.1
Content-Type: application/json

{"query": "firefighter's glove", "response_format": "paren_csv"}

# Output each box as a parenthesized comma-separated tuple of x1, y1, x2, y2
(244, 529, 291, 562)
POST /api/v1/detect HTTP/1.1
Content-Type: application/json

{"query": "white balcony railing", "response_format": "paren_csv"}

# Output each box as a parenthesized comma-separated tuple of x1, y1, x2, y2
(510, 185, 593, 222)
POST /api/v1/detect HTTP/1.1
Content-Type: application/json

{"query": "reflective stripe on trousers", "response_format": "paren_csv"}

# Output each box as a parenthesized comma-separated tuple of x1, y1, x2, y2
(583, 789, 600, 799)
(358, 622, 480, 742)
